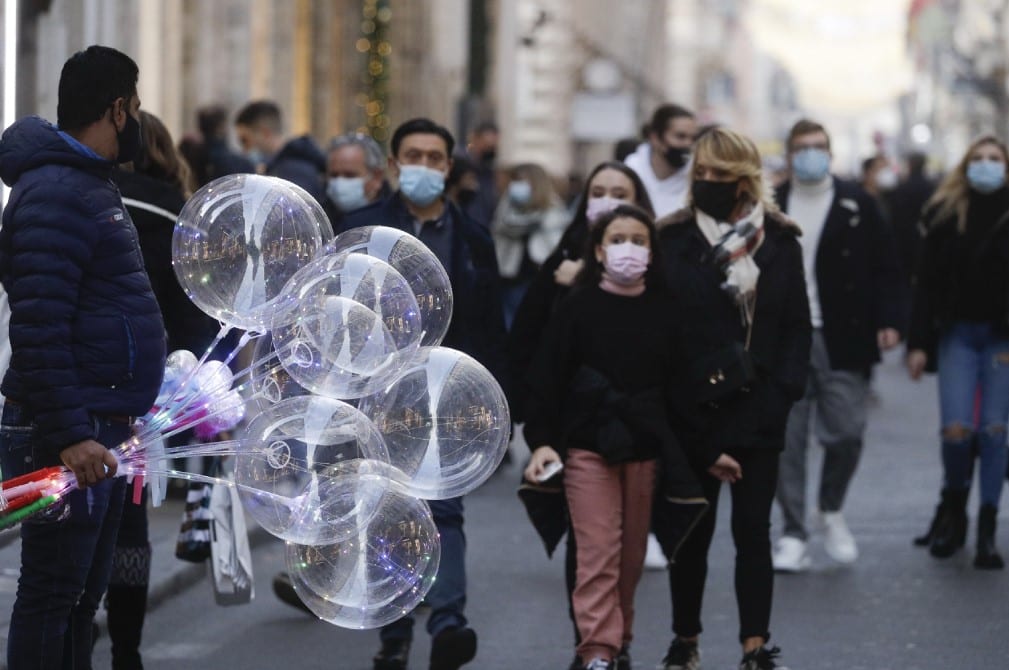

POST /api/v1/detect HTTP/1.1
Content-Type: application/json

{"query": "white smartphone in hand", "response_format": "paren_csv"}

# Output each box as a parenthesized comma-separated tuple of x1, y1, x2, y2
(536, 460, 564, 483)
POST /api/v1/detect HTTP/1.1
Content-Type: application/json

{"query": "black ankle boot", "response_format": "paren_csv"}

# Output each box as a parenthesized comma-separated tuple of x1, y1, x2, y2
(930, 488, 968, 558)
(913, 493, 945, 547)
(974, 504, 1004, 570)
(106, 583, 148, 670)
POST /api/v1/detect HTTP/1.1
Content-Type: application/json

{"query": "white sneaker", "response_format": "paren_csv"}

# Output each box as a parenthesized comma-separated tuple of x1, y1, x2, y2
(772, 536, 811, 572)
(644, 533, 668, 570)
(821, 511, 858, 564)
(584, 658, 613, 670)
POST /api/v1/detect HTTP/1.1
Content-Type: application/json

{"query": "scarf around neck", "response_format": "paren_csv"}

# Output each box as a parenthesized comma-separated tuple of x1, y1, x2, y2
(696, 202, 765, 315)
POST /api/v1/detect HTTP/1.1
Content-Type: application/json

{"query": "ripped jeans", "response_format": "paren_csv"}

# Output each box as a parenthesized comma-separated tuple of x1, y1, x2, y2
(937, 322, 1009, 507)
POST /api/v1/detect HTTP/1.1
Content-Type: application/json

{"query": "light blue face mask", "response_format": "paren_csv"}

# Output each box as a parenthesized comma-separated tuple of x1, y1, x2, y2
(327, 177, 369, 212)
(508, 180, 533, 206)
(398, 164, 445, 207)
(245, 149, 266, 166)
(791, 148, 831, 183)
(966, 159, 1006, 194)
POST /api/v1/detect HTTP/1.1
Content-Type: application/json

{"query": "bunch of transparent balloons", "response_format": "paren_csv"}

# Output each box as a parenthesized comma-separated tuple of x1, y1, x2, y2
(5, 174, 512, 629)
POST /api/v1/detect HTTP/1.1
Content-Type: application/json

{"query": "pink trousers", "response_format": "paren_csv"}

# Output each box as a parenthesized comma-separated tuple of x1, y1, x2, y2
(564, 448, 657, 662)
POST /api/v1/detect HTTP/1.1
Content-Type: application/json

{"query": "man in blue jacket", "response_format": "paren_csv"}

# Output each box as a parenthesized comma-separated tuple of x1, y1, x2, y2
(340, 118, 507, 670)
(0, 45, 166, 669)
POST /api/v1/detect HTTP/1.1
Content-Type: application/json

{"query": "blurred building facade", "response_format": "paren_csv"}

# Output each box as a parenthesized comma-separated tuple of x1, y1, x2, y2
(904, 0, 1009, 166)
(3, 0, 469, 147)
(3, 0, 798, 177)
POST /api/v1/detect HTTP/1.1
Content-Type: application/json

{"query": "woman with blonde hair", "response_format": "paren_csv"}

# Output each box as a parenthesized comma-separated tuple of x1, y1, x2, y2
(655, 127, 811, 670)
(907, 134, 1009, 569)
(492, 162, 570, 328)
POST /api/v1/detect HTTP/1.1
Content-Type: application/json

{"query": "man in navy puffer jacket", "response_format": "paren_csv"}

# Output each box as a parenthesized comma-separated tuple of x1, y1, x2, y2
(0, 45, 165, 670)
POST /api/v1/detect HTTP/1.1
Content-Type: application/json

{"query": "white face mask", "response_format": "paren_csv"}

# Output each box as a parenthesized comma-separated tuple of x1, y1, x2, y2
(327, 177, 369, 212)
(874, 166, 898, 191)
(602, 242, 649, 284)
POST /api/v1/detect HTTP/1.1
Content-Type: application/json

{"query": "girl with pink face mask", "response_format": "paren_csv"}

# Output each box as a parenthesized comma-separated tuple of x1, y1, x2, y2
(523, 205, 737, 670)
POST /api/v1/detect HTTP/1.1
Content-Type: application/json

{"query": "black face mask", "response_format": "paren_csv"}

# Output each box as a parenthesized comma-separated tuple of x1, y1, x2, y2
(663, 146, 690, 170)
(114, 108, 143, 164)
(691, 179, 740, 222)
(480, 149, 497, 165)
(457, 187, 479, 204)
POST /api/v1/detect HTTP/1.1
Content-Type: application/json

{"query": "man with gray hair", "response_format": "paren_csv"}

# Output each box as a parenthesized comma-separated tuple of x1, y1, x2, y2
(323, 132, 391, 233)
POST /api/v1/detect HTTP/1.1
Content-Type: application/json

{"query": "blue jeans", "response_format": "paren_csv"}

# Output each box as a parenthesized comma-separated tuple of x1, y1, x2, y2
(937, 322, 1009, 507)
(380, 497, 467, 642)
(1, 402, 130, 670)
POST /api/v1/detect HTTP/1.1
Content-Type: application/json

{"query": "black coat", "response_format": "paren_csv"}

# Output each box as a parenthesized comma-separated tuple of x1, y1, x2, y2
(657, 208, 811, 461)
(889, 174, 935, 285)
(506, 218, 588, 421)
(776, 178, 905, 373)
(337, 194, 509, 389)
(267, 135, 326, 206)
(908, 196, 1009, 370)
(112, 170, 221, 355)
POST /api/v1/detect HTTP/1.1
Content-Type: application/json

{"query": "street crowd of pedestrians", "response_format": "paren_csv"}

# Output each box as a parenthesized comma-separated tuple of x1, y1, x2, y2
(1, 45, 1008, 670)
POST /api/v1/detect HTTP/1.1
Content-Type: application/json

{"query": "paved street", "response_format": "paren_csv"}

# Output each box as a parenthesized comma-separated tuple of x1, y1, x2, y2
(4, 353, 1008, 669)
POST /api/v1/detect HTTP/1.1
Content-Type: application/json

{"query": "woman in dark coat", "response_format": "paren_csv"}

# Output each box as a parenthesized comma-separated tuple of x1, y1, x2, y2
(907, 134, 1009, 569)
(655, 127, 811, 670)
(508, 161, 654, 421)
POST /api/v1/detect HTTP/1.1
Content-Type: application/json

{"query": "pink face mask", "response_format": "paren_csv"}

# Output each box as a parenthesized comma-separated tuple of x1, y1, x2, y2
(603, 242, 649, 284)
(586, 196, 625, 223)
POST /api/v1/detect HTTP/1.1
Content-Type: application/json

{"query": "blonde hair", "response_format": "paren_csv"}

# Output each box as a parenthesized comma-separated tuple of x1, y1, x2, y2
(926, 134, 1009, 232)
(691, 127, 780, 214)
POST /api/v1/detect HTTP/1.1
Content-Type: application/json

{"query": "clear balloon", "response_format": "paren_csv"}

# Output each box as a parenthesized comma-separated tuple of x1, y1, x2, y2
(173, 174, 333, 331)
(323, 226, 453, 347)
(193, 360, 234, 397)
(233, 396, 390, 544)
(248, 333, 311, 410)
(270, 252, 421, 399)
(358, 347, 511, 499)
(285, 468, 440, 629)
(158, 349, 199, 404)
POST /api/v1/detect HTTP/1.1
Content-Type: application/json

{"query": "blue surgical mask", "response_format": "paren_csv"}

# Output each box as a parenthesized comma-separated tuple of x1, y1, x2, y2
(398, 164, 445, 206)
(966, 159, 1006, 194)
(245, 149, 266, 166)
(508, 180, 533, 206)
(792, 148, 831, 183)
(327, 176, 369, 212)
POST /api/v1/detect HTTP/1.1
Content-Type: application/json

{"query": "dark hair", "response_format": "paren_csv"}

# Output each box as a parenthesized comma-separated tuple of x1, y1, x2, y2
(57, 45, 138, 131)
(472, 120, 499, 135)
(861, 155, 883, 178)
(197, 105, 229, 140)
(391, 118, 455, 158)
(570, 160, 654, 229)
(576, 204, 663, 288)
(613, 137, 639, 162)
(447, 154, 477, 189)
(235, 100, 282, 132)
(649, 103, 694, 137)
(786, 118, 830, 153)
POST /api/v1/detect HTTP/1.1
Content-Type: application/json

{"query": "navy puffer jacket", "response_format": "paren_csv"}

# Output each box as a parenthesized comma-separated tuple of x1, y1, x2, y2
(0, 116, 166, 456)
